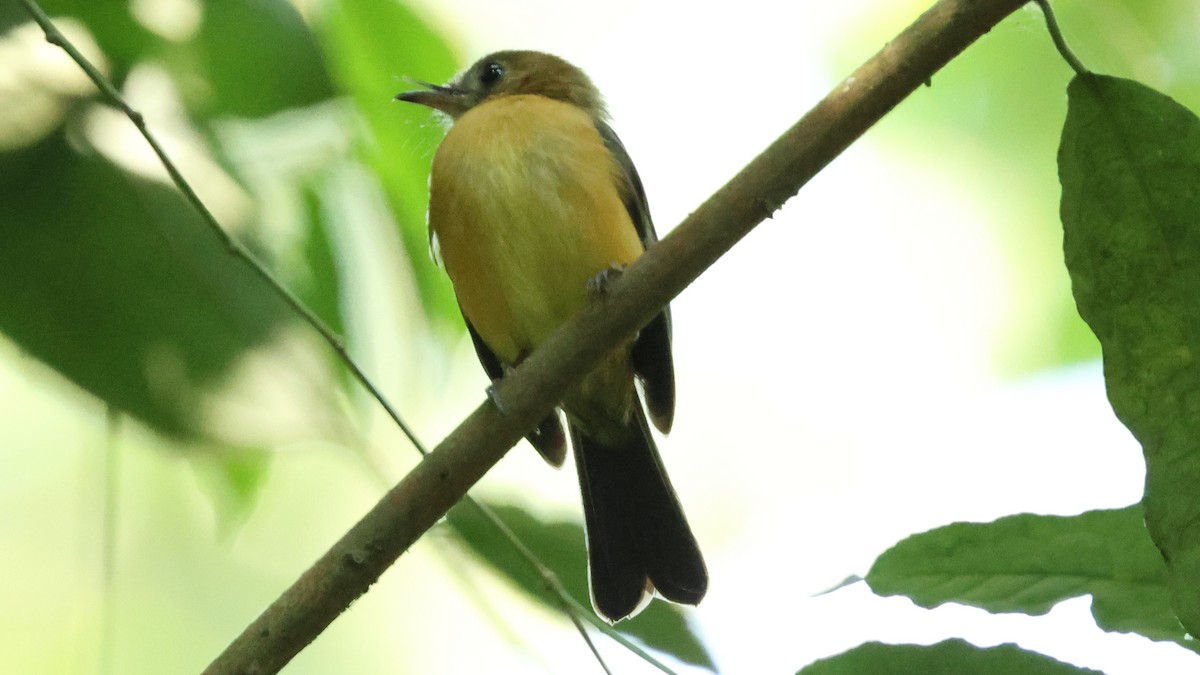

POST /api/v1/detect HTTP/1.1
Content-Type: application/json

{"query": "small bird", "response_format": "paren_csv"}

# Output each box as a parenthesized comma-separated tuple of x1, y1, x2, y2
(396, 50, 706, 622)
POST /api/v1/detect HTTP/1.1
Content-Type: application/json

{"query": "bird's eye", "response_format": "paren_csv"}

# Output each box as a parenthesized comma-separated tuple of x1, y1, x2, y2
(479, 62, 504, 87)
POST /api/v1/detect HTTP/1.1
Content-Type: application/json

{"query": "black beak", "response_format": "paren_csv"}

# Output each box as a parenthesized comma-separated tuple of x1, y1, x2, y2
(395, 80, 469, 118)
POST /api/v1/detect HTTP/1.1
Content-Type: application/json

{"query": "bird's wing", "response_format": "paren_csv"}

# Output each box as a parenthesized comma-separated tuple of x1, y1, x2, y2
(466, 316, 567, 465)
(595, 121, 676, 434)
(465, 318, 504, 381)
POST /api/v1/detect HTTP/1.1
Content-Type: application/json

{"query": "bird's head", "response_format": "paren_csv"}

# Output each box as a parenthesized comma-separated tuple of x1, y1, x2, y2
(396, 50, 606, 120)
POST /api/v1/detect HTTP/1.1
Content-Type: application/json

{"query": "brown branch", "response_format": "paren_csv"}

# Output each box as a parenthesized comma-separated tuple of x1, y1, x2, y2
(203, 0, 1031, 671)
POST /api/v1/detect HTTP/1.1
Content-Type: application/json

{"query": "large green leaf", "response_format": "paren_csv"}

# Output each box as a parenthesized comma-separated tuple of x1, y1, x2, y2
(796, 640, 1104, 675)
(182, 0, 334, 119)
(0, 130, 287, 436)
(866, 507, 1187, 647)
(1059, 73, 1200, 638)
(314, 0, 461, 334)
(446, 500, 715, 670)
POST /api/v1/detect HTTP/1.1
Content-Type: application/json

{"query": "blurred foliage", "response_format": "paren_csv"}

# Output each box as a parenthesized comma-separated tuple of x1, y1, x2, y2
(796, 639, 1103, 675)
(184, 0, 334, 119)
(0, 0, 461, 442)
(866, 506, 1189, 649)
(0, 0, 329, 438)
(295, 180, 346, 340)
(447, 500, 716, 670)
(189, 444, 273, 538)
(315, 0, 462, 337)
(1060, 74, 1200, 641)
(0, 129, 286, 436)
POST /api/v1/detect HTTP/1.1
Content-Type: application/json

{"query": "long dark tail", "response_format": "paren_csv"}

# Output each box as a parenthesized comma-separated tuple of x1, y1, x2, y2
(570, 406, 707, 622)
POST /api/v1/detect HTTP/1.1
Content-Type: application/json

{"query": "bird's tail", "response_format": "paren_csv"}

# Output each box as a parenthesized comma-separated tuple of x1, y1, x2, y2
(570, 405, 707, 622)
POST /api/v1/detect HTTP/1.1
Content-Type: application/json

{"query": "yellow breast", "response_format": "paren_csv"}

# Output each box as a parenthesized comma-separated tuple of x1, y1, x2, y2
(428, 94, 645, 365)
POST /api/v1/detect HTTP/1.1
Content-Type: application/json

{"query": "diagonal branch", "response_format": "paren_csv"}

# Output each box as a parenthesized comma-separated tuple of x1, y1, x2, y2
(199, 0, 1031, 671)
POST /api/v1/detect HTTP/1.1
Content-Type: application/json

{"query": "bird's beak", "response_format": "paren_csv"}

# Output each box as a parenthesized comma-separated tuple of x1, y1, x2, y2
(395, 81, 470, 118)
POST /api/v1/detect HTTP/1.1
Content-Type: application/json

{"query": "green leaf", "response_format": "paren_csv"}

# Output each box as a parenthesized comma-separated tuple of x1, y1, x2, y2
(180, 0, 335, 119)
(314, 0, 462, 334)
(796, 640, 1104, 675)
(445, 500, 715, 670)
(1059, 73, 1200, 638)
(0, 130, 287, 437)
(0, 4, 27, 33)
(188, 445, 272, 538)
(866, 507, 1187, 647)
(295, 180, 345, 339)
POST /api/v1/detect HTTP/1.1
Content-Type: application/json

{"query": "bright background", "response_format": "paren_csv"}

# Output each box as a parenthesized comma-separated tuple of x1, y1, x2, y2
(2, 0, 1199, 673)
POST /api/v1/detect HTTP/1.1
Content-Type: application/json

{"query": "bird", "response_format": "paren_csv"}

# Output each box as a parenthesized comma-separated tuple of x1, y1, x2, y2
(396, 50, 706, 622)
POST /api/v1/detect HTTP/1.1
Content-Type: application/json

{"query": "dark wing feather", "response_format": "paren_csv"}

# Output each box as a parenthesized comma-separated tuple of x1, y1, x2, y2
(465, 318, 504, 381)
(631, 313, 674, 433)
(466, 318, 566, 466)
(596, 121, 676, 433)
(595, 121, 658, 247)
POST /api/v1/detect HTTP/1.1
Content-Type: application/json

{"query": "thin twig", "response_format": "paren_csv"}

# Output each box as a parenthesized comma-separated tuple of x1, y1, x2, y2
(18, 0, 609, 668)
(187, 0, 1034, 671)
(1035, 0, 1089, 77)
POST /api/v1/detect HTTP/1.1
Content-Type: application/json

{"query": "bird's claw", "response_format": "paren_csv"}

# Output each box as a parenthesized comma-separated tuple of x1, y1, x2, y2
(486, 362, 520, 415)
(486, 381, 508, 415)
(587, 265, 625, 296)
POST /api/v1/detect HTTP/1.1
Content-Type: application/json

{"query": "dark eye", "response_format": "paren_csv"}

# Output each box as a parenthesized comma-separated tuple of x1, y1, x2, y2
(479, 62, 504, 87)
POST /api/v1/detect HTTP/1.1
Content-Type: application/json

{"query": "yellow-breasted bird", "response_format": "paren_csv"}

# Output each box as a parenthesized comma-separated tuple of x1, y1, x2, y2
(396, 50, 706, 622)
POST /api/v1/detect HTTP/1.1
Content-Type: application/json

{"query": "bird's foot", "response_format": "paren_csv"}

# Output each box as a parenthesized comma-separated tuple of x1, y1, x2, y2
(485, 361, 522, 415)
(486, 380, 508, 415)
(587, 264, 625, 296)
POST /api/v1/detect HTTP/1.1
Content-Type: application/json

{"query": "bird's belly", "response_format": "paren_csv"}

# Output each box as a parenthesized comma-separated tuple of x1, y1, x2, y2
(450, 214, 601, 362)
(428, 95, 645, 365)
